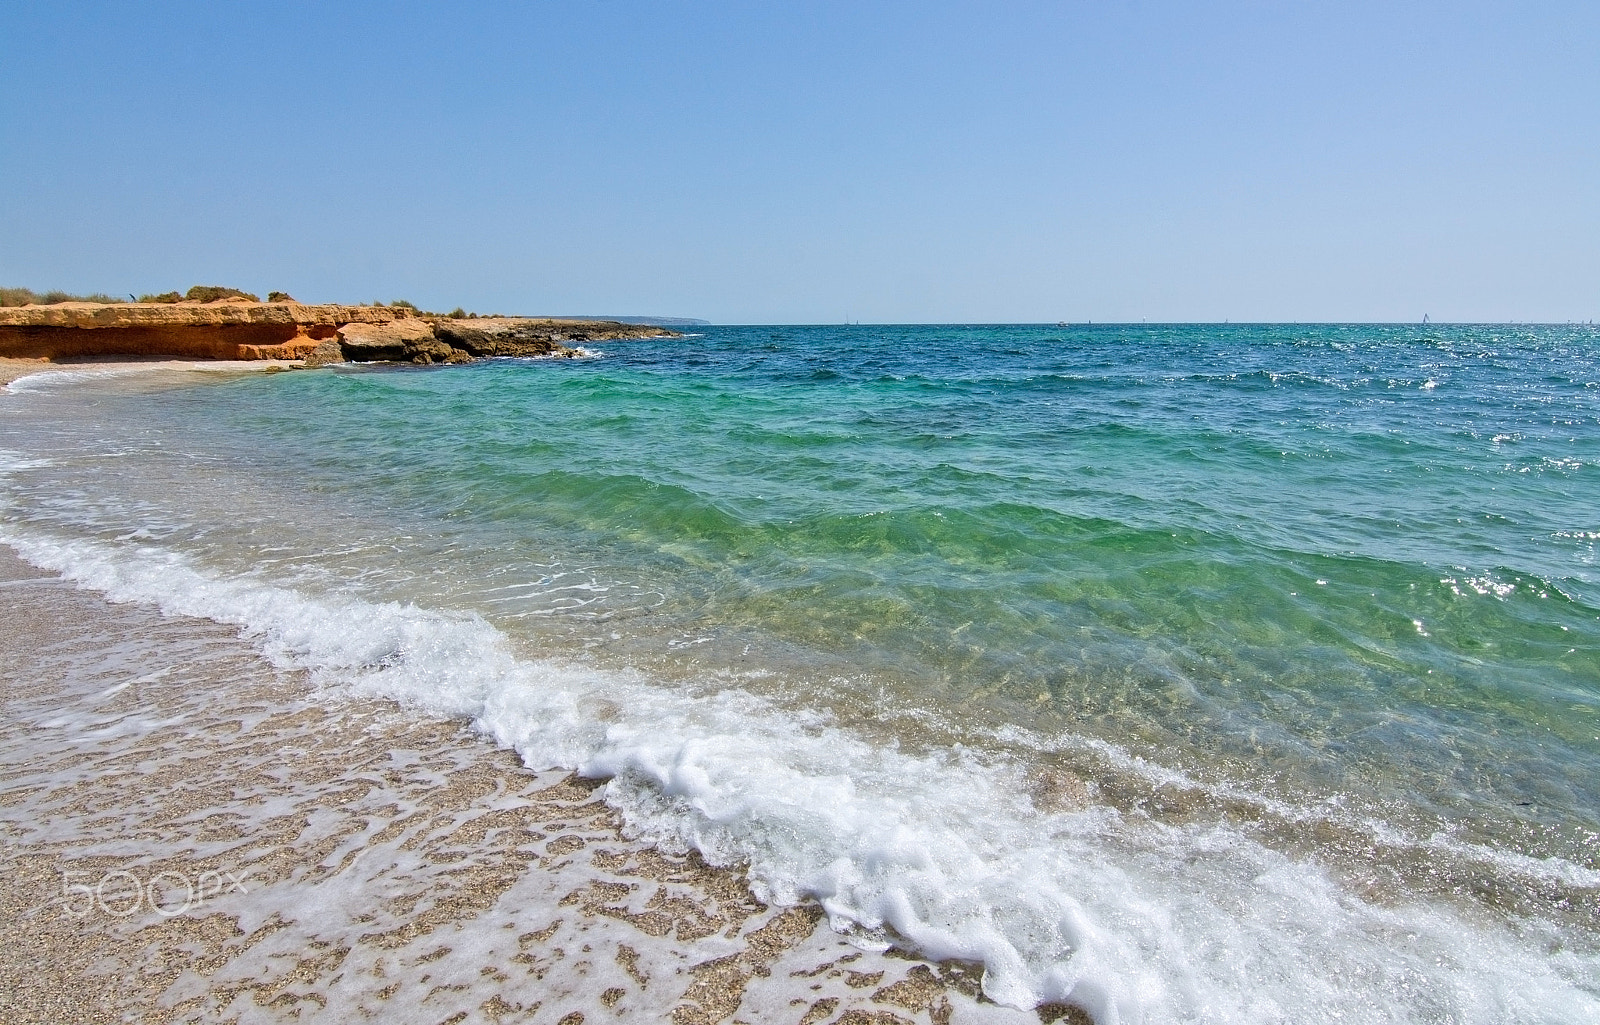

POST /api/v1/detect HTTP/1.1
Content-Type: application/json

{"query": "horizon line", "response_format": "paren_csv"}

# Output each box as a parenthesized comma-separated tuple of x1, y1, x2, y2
(695, 319, 1599, 327)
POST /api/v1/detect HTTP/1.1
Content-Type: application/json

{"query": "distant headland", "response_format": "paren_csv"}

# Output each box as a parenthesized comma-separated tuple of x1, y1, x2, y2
(0, 286, 682, 366)
(556, 316, 710, 327)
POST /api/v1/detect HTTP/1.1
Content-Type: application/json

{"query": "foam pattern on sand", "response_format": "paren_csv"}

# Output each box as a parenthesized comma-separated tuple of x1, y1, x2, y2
(3, 525, 1597, 1024)
(0, 554, 1030, 1025)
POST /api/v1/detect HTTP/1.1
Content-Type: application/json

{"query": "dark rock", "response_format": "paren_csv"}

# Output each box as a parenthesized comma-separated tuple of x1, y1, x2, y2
(305, 315, 674, 367)
(433, 319, 571, 359)
(335, 319, 469, 364)
(301, 337, 344, 367)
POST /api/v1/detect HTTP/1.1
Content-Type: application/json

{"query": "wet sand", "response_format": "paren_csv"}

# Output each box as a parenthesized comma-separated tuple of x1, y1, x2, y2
(0, 549, 1059, 1024)
(0, 357, 303, 388)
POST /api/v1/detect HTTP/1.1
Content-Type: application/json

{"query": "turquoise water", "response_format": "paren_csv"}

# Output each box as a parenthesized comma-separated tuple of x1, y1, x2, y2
(3, 323, 1598, 1021)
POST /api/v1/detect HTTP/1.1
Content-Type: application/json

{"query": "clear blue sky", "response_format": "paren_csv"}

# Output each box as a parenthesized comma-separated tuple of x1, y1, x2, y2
(2, 1, 1595, 323)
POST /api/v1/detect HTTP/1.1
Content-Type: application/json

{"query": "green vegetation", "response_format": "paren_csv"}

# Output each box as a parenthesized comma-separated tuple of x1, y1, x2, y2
(183, 285, 260, 302)
(137, 286, 261, 303)
(3, 285, 501, 317)
(1, 287, 128, 307)
(371, 300, 490, 318)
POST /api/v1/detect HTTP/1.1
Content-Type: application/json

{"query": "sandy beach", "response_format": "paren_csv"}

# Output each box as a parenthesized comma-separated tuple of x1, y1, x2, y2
(0, 551, 1045, 1024)
(0, 357, 306, 389)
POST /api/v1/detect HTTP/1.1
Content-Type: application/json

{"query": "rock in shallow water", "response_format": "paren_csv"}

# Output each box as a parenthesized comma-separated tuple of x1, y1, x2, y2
(336, 319, 463, 364)
(434, 319, 573, 358)
(301, 337, 345, 367)
(329, 318, 672, 365)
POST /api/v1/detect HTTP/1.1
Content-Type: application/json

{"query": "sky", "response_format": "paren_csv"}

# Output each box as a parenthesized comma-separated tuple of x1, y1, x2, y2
(2, 1, 1596, 324)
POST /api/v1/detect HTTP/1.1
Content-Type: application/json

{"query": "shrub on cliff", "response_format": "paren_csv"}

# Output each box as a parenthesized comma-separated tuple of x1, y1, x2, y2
(140, 291, 184, 303)
(2, 287, 127, 306)
(267, 291, 297, 303)
(185, 285, 261, 302)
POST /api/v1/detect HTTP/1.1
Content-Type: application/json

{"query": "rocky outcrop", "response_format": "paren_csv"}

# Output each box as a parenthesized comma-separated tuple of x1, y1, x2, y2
(333, 317, 675, 365)
(337, 319, 469, 364)
(0, 301, 416, 361)
(0, 302, 678, 366)
(435, 318, 609, 358)
(300, 338, 346, 368)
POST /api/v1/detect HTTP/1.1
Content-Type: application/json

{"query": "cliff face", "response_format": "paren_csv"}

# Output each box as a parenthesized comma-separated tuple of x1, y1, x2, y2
(0, 301, 413, 361)
(0, 302, 678, 364)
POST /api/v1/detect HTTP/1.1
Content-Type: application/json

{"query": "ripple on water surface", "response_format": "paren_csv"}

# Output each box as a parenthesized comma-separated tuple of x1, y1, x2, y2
(1, 323, 1597, 1022)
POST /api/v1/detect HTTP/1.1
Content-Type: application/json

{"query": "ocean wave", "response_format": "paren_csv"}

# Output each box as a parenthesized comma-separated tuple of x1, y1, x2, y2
(0, 449, 53, 471)
(3, 368, 140, 393)
(2, 524, 1596, 1023)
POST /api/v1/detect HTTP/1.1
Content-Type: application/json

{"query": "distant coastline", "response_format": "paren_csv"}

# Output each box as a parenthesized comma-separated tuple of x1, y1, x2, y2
(557, 316, 711, 327)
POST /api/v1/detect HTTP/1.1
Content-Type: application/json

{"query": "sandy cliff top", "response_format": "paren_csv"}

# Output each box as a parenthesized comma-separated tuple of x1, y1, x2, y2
(0, 301, 415, 329)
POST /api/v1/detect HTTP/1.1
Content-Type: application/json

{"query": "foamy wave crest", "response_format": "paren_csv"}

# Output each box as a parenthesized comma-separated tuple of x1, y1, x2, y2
(2, 367, 150, 393)
(2, 525, 1597, 1024)
(0, 449, 53, 471)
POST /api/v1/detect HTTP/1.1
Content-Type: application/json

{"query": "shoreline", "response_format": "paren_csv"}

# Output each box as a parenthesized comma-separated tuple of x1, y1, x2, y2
(0, 356, 305, 389)
(0, 362, 1029, 1022)
(0, 549, 1037, 1025)
(5, 324, 1594, 1023)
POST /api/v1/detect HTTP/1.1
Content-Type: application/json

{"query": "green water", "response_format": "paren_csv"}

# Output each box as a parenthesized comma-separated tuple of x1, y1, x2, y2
(183, 328, 1594, 828)
(11, 325, 1600, 830)
(2, 323, 1597, 1020)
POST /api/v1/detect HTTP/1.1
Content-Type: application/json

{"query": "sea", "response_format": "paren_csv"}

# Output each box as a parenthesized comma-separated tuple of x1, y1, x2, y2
(2, 323, 1596, 1023)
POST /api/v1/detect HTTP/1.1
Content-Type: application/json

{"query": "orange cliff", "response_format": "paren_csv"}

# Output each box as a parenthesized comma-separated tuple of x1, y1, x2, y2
(0, 300, 418, 362)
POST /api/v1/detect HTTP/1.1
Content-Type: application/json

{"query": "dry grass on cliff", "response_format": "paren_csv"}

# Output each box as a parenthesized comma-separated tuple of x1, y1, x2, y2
(0, 287, 128, 307)
(1, 285, 269, 306)
(1, 286, 507, 319)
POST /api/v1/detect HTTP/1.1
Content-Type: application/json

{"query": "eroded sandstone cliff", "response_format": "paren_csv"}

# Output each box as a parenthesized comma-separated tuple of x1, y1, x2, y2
(0, 302, 677, 364)
(0, 300, 412, 361)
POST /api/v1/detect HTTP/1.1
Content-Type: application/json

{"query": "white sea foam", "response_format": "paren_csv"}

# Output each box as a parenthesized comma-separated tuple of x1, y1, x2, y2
(1, 522, 1597, 1023)
(3, 370, 93, 393)
(2, 366, 163, 393)
(3, 361, 278, 394)
(0, 449, 52, 471)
